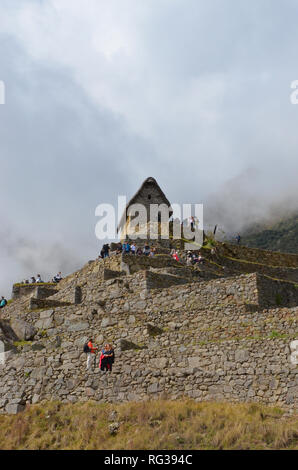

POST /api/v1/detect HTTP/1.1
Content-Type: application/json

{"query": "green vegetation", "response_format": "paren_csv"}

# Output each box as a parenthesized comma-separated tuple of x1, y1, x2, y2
(13, 341, 32, 348)
(0, 400, 296, 450)
(268, 331, 288, 340)
(13, 282, 56, 288)
(203, 233, 217, 249)
(241, 213, 298, 254)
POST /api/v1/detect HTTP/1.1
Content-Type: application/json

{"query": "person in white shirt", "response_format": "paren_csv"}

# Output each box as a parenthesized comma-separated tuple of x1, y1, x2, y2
(53, 272, 63, 282)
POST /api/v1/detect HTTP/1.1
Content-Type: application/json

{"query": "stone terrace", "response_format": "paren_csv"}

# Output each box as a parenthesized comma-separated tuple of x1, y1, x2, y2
(0, 244, 297, 414)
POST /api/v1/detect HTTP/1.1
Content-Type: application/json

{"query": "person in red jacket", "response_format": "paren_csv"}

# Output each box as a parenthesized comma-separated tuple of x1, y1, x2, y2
(86, 338, 98, 370)
(99, 343, 114, 372)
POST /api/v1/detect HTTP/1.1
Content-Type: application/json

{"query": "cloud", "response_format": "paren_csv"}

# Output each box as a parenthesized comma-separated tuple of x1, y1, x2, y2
(0, 1, 298, 295)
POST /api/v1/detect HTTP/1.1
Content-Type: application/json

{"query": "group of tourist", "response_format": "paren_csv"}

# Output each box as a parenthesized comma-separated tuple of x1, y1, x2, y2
(99, 242, 157, 258)
(99, 242, 208, 266)
(85, 338, 115, 372)
(122, 242, 157, 256)
(186, 251, 205, 266)
(21, 274, 44, 284)
(20, 272, 63, 285)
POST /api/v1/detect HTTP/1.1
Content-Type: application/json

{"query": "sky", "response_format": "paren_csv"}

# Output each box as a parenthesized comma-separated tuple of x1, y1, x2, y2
(0, 0, 298, 297)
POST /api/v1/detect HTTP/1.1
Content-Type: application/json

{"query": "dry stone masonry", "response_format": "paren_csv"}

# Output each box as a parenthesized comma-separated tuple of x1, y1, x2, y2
(0, 242, 297, 414)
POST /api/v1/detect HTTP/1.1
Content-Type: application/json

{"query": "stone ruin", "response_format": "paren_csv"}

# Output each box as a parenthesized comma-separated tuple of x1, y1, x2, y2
(0, 240, 297, 414)
(0, 178, 297, 414)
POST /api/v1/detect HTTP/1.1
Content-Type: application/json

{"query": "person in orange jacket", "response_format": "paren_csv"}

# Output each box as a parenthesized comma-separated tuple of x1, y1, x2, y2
(86, 338, 98, 370)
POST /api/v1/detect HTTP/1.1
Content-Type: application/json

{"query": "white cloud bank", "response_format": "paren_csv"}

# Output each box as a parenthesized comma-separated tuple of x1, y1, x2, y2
(0, 0, 298, 296)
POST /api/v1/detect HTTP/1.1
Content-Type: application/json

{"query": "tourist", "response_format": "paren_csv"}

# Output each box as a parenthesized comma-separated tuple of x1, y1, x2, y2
(99, 343, 114, 372)
(186, 256, 192, 266)
(85, 338, 98, 370)
(103, 244, 110, 258)
(36, 274, 43, 283)
(136, 247, 142, 256)
(107, 343, 115, 371)
(125, 242, 131, 254)
(53, 272, 63, 283)
(236, 234, 241, 245)
(186, 251, 193, 266)
(192, 253, 199, 264)
(211, 247, 217, 256)
(172, 250, 180, 262)
(149, 246, 156, 257)
(30, 276, 36, 283)
(0, 297, 7, 308)
(198, 252, 204, 264)
(130, 243, 136, 255)
(143, 243, 150, 256)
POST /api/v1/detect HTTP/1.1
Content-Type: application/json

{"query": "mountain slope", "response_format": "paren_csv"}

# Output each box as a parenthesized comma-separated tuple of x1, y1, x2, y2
(240, 213, 298, 254)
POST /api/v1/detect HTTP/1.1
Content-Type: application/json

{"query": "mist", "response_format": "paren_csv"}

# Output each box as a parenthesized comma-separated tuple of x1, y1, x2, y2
(1, 1, 298, 297)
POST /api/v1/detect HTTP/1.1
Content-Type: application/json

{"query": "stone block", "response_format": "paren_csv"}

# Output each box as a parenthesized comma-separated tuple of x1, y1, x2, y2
(5, 403, 25, 414)
(148, 382, 160, 393)
(235, 349, 249, 363)
(40, 310, 54, 319)
(11, 319, 37, 341)
(67, 322, 89, 332)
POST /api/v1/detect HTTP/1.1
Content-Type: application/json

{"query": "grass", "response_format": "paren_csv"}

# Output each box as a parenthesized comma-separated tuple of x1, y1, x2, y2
(13, 282, 56, 288)
(268, 330, 289, 340)
(13, 341, 32, 348)
(0, 400, 297, 450)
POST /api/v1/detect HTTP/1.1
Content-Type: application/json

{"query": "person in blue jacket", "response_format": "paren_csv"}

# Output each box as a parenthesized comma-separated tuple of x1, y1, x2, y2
(0, 297, 7, 308)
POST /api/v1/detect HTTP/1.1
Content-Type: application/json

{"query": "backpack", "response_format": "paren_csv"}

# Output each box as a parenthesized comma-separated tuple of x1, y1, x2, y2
(83, 343, 91, 353)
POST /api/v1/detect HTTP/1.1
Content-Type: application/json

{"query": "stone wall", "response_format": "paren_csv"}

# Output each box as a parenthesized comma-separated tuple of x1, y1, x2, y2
(144, 270, 193, 290)
(257, 275, 298, 308)
(0, 271, 297, 414)
(35, 286, 58, 300)
(12, 284, 56, 300)
(1, 244, 298, 415)
(210, 255, 298, 283)
(121, 253, 183, 275)
(209, 242, 298, 268)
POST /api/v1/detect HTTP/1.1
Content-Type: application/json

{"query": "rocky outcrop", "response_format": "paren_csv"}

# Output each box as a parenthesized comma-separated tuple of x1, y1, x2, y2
(10, 319, 37, 341)
(0, 320, 18, 349)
